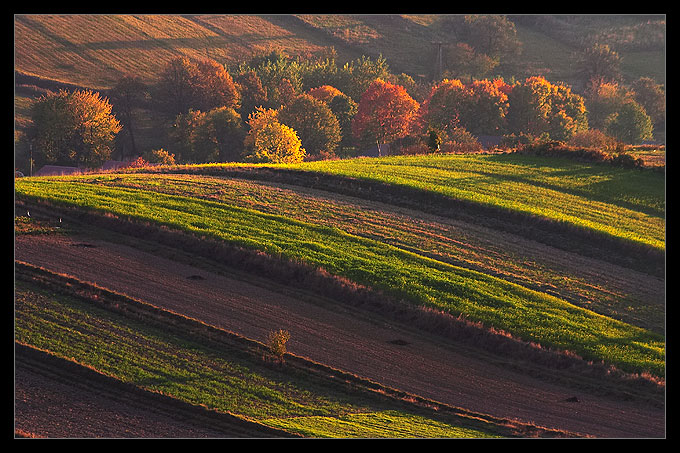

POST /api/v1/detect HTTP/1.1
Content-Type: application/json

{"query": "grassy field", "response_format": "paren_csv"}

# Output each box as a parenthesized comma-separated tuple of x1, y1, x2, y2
(15, 274, 505, 438)
(15, 154, 666, 378)
(284, 153, 665, 251)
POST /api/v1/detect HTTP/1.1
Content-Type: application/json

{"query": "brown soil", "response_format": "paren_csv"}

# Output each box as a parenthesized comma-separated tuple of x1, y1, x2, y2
(14, 233, 665, 438)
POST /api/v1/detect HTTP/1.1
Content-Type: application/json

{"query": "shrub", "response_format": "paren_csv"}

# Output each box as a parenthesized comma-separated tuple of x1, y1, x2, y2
(145, 148, 176, 165)
(567, 129, 623, 153)
(611, 152, 645, 169)
(267, 329, 291, 363)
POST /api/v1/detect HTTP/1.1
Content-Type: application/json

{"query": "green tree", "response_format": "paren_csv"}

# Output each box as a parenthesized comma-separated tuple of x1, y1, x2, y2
(29, 89, 121, 169)
(605, 100, 653, 144)
(173, 107, 245, 163)
(328, 92, 358, 152)
(632, 77, 665, 130)
(427, 127, 442, 152)
(337, 55, 391, 102)
(443, 43, 499, 81)
(457, 15, 521, 59)
(247, 50, 303, 108)
(278, 93, 341, 157)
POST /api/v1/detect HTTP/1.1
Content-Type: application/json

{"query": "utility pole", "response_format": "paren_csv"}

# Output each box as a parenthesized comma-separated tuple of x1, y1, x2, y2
(433, 41, 443, 81)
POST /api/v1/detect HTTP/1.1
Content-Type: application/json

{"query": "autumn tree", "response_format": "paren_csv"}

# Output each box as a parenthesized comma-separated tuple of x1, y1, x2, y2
(29, 89, 121, 169)
(234, 69, 269, 121)
(267, 329, 291, 364)
(143, 148, 176, 165)
(155, 56, 200, 117)
(464, 79, 509, 136)
(506, 76, 588, 141)
(577, 43, 622, 92)
(352, 79, 419, 154)
(242, 107, 305, 163)
(308, 85, 344, 103)
(193, 58, 240, 112)
(155, 56, 240, 118)
(417, 79, 470, 139)
(278, 93, 341, 157)
(582, 81, 654, 142)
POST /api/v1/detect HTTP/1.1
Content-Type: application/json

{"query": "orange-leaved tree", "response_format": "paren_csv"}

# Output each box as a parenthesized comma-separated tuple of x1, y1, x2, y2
(417, 79, 470, 138)
(506, 76, 588, 141)
(351, 79, 419, 154)
(307, 85, 344, 104)
(29, 89, 121, 169)
(193, 58, 241, 112)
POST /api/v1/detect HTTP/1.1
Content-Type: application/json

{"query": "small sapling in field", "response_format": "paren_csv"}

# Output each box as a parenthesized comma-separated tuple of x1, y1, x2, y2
(267, 329, 291, 364)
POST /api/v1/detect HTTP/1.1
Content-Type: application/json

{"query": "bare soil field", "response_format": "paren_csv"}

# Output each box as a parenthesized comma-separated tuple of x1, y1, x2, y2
(14, 232, 665, 438)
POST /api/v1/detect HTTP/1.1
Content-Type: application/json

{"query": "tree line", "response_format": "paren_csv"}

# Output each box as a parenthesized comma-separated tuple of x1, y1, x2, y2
(16, 43, 665, 173)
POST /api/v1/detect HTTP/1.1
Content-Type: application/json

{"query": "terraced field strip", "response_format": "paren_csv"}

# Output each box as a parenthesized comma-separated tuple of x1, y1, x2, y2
(283, 153, 665, 251)
(83, 173, 665, 334)
(14, 14, 331, 90)
(16, 263, 536, 438)
(15, 176, 665, 377)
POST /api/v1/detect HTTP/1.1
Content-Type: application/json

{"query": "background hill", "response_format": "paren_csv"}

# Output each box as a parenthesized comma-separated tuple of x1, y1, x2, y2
(14, 14, 666, 170)
(15, 14, 665, 91)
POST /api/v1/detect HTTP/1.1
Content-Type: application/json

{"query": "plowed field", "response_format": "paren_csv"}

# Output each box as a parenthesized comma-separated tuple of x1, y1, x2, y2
(14, 232, 665, 438)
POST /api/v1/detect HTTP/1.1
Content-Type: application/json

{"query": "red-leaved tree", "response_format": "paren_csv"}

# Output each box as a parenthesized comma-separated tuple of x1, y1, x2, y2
(351, 79, 419, 154)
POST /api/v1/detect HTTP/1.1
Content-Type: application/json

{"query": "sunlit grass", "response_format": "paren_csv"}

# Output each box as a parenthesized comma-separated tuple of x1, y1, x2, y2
(15, 176, 665, 376)
(282, 154, 665, 250)
(81, 172, 666, 333)
(15, 279, 502, 438)
(262, 410, 500, 438)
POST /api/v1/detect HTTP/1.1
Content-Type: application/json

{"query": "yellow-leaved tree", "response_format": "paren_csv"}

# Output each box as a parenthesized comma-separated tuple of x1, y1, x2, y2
(242, 107, 306, 163)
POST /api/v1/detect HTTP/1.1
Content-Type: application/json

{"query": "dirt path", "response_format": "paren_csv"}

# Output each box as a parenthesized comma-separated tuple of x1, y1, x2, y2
(14, 233, 665, 438)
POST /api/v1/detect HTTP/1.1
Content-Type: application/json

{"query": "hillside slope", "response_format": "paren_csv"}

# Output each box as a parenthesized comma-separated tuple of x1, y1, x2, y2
(14, 14, 665, 91)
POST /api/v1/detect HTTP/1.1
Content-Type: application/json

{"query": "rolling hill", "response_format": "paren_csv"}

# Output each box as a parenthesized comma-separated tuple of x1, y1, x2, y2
(14, 14, 665, 91)
(13, 14, 665, 439)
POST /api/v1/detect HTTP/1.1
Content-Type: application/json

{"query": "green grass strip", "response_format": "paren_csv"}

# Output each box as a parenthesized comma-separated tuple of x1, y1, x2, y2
(15, 178, 665, 376)
(15, 280, 500, 438)
(282, 153, 665, 250)
(262, 410, 500, 438)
